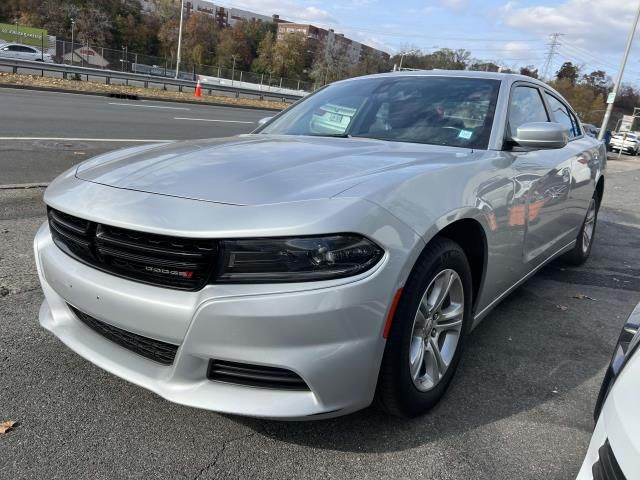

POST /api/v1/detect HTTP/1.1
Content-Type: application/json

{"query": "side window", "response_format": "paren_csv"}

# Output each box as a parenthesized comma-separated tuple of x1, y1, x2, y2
(7, 45, 21, 51)
(545, 93, 580, 139)
(508, 86, 549, 138)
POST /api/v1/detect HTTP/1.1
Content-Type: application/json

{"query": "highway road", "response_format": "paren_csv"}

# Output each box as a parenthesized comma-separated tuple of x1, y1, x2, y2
(0, 88, 273, 185)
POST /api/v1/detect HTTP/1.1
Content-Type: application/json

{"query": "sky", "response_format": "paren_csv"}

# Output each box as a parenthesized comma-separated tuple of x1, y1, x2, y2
(218, 0, 640, 81)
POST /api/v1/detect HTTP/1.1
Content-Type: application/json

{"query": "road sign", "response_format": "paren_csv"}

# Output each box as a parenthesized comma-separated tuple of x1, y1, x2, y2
(0, 23, 48, 48)
(607, 92, 616, 104)
(620, 115, 635, 132)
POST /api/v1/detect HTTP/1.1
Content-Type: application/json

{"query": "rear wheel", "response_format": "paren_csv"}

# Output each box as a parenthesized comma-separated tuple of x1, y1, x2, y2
(376, 238, 473, 417)
(562, 193, 599, 265)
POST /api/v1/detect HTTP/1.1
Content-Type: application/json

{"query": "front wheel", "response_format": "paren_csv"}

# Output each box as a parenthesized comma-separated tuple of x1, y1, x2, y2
(375, 238, 473, 417)
(562, 193, 599, 265)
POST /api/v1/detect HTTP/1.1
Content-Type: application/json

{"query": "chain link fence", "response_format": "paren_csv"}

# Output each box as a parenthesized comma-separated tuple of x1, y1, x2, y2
(54, 40, 311, 93)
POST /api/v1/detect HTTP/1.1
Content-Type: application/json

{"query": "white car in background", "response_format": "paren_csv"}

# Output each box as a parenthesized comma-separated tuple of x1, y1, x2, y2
(609, 132, 640, 155)
(577, 302, 640, 479)
(0, 42, 53, 63)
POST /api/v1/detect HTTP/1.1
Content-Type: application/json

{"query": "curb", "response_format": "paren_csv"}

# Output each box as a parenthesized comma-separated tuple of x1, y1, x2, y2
(0, 182, 49, 190)
(0, 83, 284, 111)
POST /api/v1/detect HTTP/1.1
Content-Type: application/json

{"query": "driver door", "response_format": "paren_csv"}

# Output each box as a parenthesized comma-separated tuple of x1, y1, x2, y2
(506, 82, 576, 273)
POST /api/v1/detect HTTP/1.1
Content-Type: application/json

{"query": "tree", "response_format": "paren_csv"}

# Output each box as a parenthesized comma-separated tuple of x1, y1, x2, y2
(252, 30, 275, 74)
(308, 38, 352, 85)
(351, 51, 389, 77)
(155, 0, 180, 61)
(216, 24, 251, 69)
(582, 70, 611, 97)
(183, 12, 217, 65)
(469, 61, 500, 72)
(237, 19, 276, 62)
(519, 66, 539, 79)
(548, 78, 606, 124)
(423, 48, 470, 70)
(390, 46, 422, 69)
(556, 62, 580, 85)
(271, 31, 307, 78)
(75, 7, 113, 46)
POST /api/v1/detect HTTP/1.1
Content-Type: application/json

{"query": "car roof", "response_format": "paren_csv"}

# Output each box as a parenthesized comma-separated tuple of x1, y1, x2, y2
(337, 69, 553, 89)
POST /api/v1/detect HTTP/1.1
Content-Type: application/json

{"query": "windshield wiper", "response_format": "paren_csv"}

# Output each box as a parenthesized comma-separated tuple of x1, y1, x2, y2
(307, 133, 352, 138)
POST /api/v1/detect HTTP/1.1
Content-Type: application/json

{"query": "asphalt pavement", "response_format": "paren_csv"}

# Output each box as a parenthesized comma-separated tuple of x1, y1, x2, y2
(0, 88, 272, 185)
(1, 91, 640, 479)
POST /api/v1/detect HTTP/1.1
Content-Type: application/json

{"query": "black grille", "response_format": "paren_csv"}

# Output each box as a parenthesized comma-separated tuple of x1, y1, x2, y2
(592, 440, 627, 480)
(48, 208, 216, 291)
(207, 359, 309, 390)
(69, 304, 179, 365)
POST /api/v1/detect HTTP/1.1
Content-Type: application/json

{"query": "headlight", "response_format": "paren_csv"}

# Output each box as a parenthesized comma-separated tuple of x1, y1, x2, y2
(214, 234, 384, 283)
(594, 303, 640, 420)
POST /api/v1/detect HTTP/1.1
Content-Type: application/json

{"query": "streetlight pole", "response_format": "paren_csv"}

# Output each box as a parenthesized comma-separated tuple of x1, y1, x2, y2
(175, 0, 185, 79)
(231, 55, 236, 86)
(70, 19, 75, 66)
(598, 2, 640, 140)
(398, 53, 405, 70)
(14, 19, 19, 42)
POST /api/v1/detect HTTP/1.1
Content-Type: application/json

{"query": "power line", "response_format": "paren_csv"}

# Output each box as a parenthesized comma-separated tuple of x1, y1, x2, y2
(541, 33, 564, 79)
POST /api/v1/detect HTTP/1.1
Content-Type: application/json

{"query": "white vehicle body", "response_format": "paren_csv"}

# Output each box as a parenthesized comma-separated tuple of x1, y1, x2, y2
(577, 302, 640, 479)
(0, 42, 53, 63)
(610, 133, 639, 155)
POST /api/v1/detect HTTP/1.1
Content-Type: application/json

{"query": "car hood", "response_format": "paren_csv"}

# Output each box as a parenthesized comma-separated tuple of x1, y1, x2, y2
(75, 135, 474, 206)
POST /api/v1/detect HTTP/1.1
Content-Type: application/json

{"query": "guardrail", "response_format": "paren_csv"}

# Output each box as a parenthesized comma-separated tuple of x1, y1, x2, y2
(0, 58, 306, 102)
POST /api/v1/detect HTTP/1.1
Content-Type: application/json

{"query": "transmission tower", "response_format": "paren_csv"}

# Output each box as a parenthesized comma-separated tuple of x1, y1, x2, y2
(541, 33, 564, 80)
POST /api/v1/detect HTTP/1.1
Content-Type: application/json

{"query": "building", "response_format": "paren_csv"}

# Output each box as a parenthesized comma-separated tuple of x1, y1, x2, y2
(142, 0, 282, 28)
(276, 23, 389, 64)
(62, 46, 109, 68)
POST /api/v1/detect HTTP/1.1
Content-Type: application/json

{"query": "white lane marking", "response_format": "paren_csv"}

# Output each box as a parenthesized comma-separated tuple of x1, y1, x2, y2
(173, 117, 255, 124)
(108, 102, 190, 110)
(0, 137, 173, 142)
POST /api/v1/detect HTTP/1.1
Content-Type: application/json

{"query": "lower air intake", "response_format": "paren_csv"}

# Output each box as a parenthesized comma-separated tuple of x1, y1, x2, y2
(68, 304, 179, 366)
(592, 440, 627, 480)
(207, 359, 309, 390)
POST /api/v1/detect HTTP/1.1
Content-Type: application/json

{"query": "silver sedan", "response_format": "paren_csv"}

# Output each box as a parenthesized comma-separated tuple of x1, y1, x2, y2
(34, 71, 605, 419)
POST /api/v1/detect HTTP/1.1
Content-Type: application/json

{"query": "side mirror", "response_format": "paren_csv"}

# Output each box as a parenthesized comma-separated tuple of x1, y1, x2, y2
(257, 117, 273, 126)
(512, 122, 568, 150)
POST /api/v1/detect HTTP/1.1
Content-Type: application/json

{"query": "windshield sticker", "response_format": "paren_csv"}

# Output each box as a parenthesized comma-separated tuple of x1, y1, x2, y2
(458, 129, 473, 140)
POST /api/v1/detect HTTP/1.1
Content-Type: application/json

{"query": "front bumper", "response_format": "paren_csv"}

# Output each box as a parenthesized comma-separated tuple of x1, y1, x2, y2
(34, 221, 405, 419)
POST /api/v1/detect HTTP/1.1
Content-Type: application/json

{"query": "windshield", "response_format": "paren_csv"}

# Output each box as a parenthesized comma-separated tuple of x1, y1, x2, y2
(259, 76, 501, 149)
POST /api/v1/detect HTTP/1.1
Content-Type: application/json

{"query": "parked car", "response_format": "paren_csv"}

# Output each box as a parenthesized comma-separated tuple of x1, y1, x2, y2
(0, 42, 53, 62)
(577, 302, 640, 479)
(34, 71, 606, 419)
(610, 132, 640, 155)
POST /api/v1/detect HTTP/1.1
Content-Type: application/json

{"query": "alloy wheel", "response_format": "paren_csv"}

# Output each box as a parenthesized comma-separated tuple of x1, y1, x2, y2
(409, 269, 464, 392)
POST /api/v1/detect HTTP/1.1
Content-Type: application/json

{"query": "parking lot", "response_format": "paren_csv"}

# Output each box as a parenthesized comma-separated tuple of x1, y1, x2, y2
(1, 89, 640, 479)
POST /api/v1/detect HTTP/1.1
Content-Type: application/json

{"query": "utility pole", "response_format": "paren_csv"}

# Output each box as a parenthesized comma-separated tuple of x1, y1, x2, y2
(70, 18, 75, 66)
(175, 0, 185, 79)
(541, 33, 564, 80)
(598, 2, 640, 141)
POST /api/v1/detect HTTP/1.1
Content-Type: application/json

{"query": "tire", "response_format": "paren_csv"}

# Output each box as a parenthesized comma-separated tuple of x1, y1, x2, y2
(375, 237, 473, 417)
(562, 192, 599, 265)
